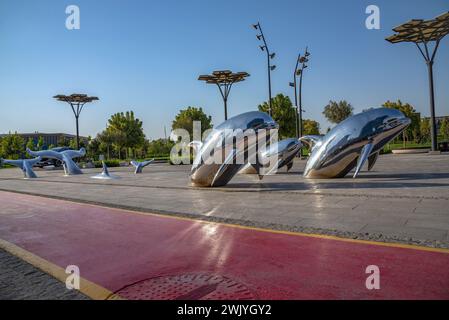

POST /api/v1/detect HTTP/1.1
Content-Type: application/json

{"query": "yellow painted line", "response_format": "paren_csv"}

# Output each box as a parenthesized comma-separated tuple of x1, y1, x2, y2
(0, 238, 122, 300)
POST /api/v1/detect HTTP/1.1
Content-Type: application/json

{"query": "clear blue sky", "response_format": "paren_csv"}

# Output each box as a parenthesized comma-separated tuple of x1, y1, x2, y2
(0, 0, 448, 140)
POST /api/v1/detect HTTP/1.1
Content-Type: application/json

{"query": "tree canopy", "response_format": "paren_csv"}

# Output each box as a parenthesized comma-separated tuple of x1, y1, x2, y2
(105, 111, 146, 159)
(172, 106, 212, 138)
(382, 100, 420, 144)
(322, 100, 354, 124)
(440, 118, 449, 141)
(258, 93, 296, 139)
(303, 119, 320, 135)
(0, 133, 25, 160)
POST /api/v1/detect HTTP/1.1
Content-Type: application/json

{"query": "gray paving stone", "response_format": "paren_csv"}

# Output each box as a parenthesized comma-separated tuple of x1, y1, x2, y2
(0, 248, 89, 300)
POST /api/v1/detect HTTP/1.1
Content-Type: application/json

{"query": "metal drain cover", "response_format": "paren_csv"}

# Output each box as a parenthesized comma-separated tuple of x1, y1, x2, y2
(114, 273, 256, 300)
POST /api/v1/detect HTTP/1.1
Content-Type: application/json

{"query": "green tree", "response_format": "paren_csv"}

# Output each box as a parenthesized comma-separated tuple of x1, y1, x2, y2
(146, 138, 174, 157)
(26, 138, 35, 150)
(172, 106, 212, 139)
(0, 133, 25, 159)
(258, 94, 296, 139)
(96, 130, 114, 160)
(303, 119, 320, 135)
(322, 100, 353, 124)
(106, 111, 146, 159)
(439, 118, 449, 141)
(420, 118, 431, 143)
(57, 136, 71, 147)
(382, 100, 419, 146)
(69, 138, 87, 150)
(37, 136, 44, 150)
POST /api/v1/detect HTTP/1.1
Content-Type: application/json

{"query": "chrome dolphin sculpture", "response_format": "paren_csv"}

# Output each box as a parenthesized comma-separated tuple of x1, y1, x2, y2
(239, 138, 302, 175)
(300, 108, 411, 178)
(130, 159, 154, 174)
(0, 156, 42, 178)
(27, 147, 86, 175)
(190, 111, 278, 187)
(91, 161, 120, 180)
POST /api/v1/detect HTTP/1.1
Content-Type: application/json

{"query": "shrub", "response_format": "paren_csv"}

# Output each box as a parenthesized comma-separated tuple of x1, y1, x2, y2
(93, 160, 121, 168)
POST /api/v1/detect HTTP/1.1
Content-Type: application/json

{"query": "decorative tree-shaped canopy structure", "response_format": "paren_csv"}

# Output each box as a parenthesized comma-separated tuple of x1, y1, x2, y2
(53, 93, 99, 149)
(198, 70, 249, 120)
(386, 12, 449, 151)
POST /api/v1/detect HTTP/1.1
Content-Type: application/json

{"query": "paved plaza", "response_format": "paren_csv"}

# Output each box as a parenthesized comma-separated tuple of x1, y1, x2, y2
(1, 152, 449, 299)
(0, 153, 448, 247)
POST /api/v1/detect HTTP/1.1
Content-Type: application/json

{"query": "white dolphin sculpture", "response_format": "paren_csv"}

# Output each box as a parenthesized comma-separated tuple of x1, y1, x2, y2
(0, 157, 42, 178)
(27, 147, 86, 175)
(130, 159, 154, 174)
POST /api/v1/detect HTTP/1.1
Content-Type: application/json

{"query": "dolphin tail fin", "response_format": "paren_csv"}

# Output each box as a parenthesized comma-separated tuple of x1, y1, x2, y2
(62, 153, 83, 175)
(141, 159, 154, 167)
(26, 148, 38, 157)
(353, 143, 374, 178)
(23, 160, 38, 178)
(367, 151, 379, 171)
(2, 159, 24, 169)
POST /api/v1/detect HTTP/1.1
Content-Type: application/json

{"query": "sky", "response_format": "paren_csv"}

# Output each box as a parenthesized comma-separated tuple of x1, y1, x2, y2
(0, 0, 448, 140)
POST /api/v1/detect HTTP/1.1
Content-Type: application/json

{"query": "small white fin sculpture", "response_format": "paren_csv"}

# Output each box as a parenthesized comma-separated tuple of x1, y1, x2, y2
(91, 161, 120, 180)
(130, 159, 154, 174)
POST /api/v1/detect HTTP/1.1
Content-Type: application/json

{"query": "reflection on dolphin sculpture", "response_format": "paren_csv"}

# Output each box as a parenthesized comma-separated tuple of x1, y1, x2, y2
(91, 161, 119, 180)
(27, 147, 86, 175)
(0, 157, 42, 178)
(300, 108, 411, 178)
(190, 111, 278, 187)
(130, 159, 154, 174)
(239, 138, 302, 175)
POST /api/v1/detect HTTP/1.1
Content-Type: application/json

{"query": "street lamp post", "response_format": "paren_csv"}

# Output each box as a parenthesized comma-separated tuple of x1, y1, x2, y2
(53, 94, 99, 149)
(253, 22, 276, 117)
(386, 12, 449, 152)
(289, 48, 310, 139)
(198, 70, 250, 121)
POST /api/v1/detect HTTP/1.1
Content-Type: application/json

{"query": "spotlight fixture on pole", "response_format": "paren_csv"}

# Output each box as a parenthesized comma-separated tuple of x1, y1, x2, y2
(198, 70, 250, 121)
(290, 47, 310, 141)
(386, 12, 449, 152)
(53, 93, 99, 149)
(253, 22, 276, 116)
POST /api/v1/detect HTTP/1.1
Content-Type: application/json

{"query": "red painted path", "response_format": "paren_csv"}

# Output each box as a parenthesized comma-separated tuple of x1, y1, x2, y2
(0, 191, 448, 299)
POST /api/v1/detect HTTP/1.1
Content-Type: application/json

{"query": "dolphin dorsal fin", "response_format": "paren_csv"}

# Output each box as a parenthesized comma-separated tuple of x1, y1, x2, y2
(101, 161, 110, 176)
(367, 151, 379, 171)
(353, 142, 374, 178)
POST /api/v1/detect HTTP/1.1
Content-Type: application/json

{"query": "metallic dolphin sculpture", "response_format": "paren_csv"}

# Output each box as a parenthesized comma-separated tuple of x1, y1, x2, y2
(91, 161, 119, 180)
(239, 138, 302, 175)
(300, 108, 411, 179)
(190, 111, 278, 187)
(130, 159, 154, 174)
(27, 147, 86, 175)
(0, 157, 42, 178)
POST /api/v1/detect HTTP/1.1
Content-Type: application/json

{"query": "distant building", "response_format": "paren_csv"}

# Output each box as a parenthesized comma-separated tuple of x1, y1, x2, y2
(0, 132, 88, 148)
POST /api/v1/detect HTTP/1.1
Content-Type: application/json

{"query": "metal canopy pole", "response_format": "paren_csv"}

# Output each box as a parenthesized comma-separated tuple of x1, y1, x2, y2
(386, 12, 449, 151)
(198, 70, 250, 121)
